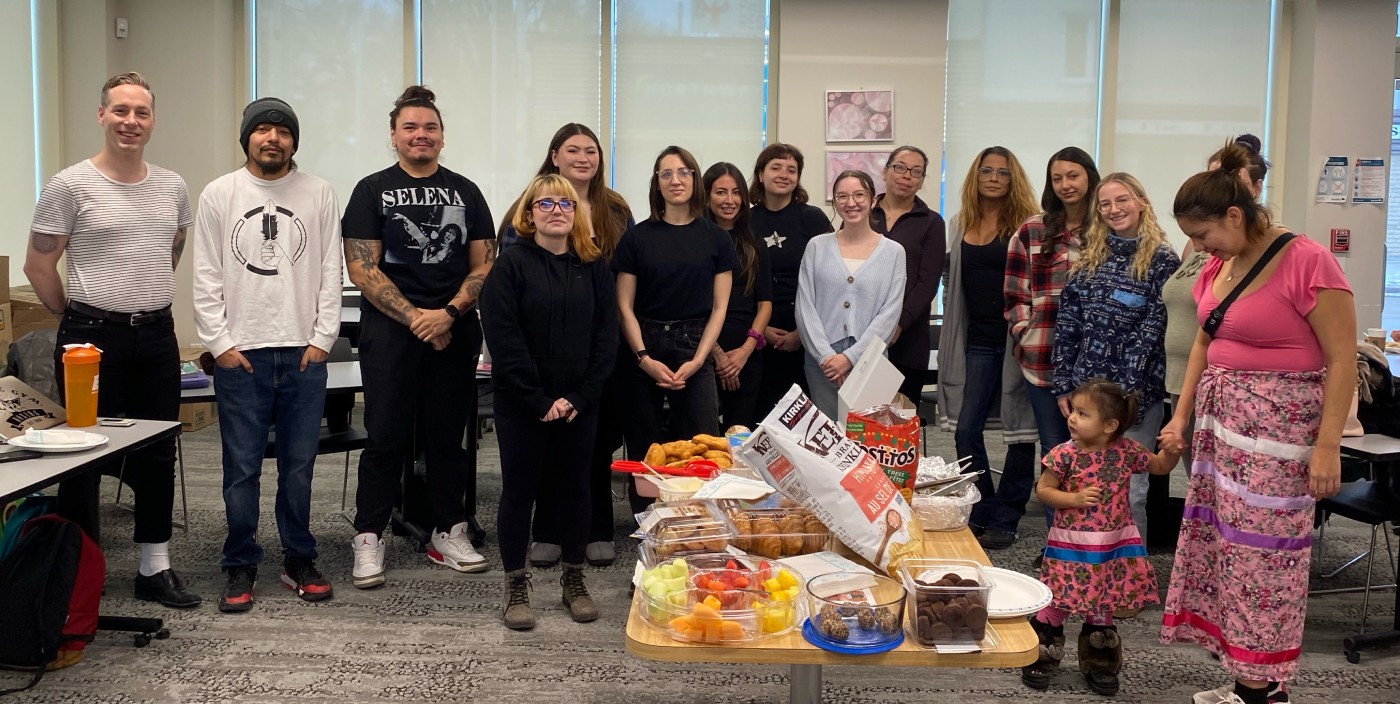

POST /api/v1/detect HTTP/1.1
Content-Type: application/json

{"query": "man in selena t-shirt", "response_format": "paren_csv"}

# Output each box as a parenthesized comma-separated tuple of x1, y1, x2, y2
(341, 86, 494, 588)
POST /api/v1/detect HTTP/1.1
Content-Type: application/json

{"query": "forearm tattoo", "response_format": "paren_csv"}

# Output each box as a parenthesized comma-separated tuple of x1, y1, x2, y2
(345, 239, 417, 326)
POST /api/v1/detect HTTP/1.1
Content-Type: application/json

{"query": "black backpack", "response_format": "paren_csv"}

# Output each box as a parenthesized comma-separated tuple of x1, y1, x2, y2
(0, 514, 101, 695)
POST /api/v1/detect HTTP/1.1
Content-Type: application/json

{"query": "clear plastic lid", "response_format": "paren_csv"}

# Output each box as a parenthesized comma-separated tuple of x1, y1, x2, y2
(637, 500, 738, 558)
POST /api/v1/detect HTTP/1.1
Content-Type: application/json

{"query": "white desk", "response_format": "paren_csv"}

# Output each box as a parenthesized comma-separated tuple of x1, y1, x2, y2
(180, 361, 363, 404)
(0, 420, 183, 504)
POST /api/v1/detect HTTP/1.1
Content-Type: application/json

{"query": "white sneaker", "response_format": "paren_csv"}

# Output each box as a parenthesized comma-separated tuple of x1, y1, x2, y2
(351, 532, 386, 589)
(429, 522, 489, 573)
(1193, 687, 1244, 704)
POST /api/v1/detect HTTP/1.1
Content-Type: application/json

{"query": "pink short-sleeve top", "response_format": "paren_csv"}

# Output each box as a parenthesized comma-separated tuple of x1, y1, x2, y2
(1193, 235, 1351, 372)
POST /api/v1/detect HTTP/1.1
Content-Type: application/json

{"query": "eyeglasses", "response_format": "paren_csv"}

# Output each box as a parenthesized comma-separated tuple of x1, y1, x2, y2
(833, 191, 870, 205)
(977, 167, 1013, 181)
(657, 168, 694, 182)
(1096, 196, 1135, 213)
(534, 198, 577, 213)
(888, 164, 926, 179)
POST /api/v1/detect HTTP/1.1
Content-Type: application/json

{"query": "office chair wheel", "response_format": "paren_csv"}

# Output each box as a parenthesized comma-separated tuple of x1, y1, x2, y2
(1345, 649, 1361, 664)
(133, 633, 151, 648)
(155, 628, 170, 640)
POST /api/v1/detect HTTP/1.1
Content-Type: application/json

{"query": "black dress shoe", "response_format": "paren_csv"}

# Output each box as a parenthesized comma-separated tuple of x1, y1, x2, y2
(135, 569, 202, 608)
(977, 529, 1018, 550)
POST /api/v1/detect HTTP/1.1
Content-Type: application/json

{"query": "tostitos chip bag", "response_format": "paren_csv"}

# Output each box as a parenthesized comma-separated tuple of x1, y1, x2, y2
(845, 403, 920, 501)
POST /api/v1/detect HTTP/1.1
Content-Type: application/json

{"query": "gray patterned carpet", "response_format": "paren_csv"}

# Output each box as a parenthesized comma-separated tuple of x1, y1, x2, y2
(3, 418, 1399, 703)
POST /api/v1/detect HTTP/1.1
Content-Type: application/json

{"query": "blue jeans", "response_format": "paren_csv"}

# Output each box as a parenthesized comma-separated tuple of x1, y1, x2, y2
(1122, 401, 1165, 535)
(804, 336, 856, 420)
(1024, 380, 1071, 529)
(959, 345, 1037, 535)
(217, 347, 328, 569)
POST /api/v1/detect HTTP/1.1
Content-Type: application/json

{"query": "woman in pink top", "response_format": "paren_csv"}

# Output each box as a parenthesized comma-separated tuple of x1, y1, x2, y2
(1159, 143, 1355, 704)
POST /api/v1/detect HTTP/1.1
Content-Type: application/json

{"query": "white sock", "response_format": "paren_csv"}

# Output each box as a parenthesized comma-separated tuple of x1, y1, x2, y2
(139, 542, 171, 577)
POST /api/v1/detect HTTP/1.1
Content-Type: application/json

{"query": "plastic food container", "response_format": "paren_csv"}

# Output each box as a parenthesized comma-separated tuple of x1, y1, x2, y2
(723, 505, 832, 558)
(659, 476, 705, 502)
(898, 558, 995, 646)
(910, 484, 981, 531)
(804, 572, 907, 649)
(638, 500, 738, 558)
(636, 552, 808, 643)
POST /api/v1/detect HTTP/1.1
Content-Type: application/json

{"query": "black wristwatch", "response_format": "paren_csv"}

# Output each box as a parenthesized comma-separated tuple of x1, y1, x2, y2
(635, 349, 650, 361)
(444, 303, 461, 319)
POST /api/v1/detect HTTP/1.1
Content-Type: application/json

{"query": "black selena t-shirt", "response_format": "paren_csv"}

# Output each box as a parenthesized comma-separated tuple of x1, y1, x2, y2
(719, 230, 774, 350)
(612, 218, 738, 322)
(341, 164, 495, 309)
(961, 236, 1011, 348)
(749, 201, 833, 330)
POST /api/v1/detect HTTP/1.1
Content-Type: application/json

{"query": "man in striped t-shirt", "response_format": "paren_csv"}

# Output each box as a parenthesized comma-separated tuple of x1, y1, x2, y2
(23, 72, 201, 609)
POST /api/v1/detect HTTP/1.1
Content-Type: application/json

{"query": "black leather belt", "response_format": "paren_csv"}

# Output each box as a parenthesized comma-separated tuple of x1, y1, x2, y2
(67, 300, 172, 326)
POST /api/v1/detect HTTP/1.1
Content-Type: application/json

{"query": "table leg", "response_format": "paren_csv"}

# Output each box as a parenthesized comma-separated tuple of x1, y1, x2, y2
(789, 664, 822, 703)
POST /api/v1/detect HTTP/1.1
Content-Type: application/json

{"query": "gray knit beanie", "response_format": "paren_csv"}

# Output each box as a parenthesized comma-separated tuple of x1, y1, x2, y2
(240, 97, 299, 155)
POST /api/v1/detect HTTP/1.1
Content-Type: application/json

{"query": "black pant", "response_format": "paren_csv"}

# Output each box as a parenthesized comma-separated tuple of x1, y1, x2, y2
(717, 346, 764, 429)
(893, 360, 928, 406)
(53, 307, 179, 545)
(618, 319, 719, 513)
(533, 354, 623, 545)
(497, 405, 598, 572)
(755, 346, 807, 420)
(353, 305, 480, 536)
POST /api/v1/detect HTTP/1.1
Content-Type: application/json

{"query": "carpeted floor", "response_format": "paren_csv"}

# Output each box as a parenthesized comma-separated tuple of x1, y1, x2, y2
(3, 416, 1398, 703)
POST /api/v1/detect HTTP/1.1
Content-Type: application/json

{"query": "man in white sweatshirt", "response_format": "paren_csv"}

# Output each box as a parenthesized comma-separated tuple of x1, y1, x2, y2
(193, 98, 343, 613)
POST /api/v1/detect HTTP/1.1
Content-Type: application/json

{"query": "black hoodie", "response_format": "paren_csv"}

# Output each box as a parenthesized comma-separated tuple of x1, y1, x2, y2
(480, 236, 618, 419)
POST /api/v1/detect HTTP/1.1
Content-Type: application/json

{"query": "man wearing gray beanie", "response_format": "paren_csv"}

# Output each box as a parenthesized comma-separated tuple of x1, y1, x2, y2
(193, 97, 343, 612)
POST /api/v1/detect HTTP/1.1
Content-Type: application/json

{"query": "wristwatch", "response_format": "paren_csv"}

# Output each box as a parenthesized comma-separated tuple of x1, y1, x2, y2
(636, 349, 650, 361)
(444, 303, 461, 319)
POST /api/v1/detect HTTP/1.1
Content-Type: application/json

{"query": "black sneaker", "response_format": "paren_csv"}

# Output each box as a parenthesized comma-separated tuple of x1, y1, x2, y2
(978, 529, 1018, 550)
(134, 568, 202, 608)
(219, 566, 257, 613)
(281, 556, 334, 602)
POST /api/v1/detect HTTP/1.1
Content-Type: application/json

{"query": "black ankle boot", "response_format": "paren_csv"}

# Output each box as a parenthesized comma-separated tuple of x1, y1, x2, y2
(1021, 618, 1065, 690)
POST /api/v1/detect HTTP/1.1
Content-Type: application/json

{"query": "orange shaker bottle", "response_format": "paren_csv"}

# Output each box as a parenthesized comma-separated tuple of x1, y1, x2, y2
(62, 343, 102, 428)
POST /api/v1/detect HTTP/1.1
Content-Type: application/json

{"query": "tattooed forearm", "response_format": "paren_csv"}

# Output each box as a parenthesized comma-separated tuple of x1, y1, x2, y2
(171, 229, 187, 269)
(460, 275, 485, 308)
(344, 238, 418, 326)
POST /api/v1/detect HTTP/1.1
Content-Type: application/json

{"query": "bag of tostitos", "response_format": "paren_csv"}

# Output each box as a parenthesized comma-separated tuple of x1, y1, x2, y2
(736, 385, 923, 578)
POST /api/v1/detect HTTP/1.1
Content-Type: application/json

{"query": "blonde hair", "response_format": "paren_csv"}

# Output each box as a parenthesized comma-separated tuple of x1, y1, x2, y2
(510, 175, 601, 263)
(955, 146, 1038, 240)
(1072, 172, 1168, 280)
(101, 72, 153, 107)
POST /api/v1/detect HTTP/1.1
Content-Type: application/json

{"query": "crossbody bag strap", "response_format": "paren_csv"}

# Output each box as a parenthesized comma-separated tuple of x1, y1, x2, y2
(1202, 233, 1296, 338)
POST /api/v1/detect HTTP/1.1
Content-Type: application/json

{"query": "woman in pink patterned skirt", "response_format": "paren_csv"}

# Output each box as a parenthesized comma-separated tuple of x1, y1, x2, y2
(1161, 142, 1355, 704)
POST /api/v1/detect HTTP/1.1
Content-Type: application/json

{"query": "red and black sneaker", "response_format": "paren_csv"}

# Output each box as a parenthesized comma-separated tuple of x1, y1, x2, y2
(281, 556, 334, 602)
(218, 566, 257, 613)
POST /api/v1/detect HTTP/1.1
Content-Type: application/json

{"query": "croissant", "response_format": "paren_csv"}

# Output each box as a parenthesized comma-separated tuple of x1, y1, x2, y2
(751, 517, 781, 558)
(778, 514, 805, 555)
(803, 517, 828, 553)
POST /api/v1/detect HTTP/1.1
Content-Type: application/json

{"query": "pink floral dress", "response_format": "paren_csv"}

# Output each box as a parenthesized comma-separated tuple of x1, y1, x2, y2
(1040, 437, 1160, 614)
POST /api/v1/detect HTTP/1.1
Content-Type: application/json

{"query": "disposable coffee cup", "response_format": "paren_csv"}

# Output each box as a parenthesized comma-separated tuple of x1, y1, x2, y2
(1365, 328, 1386, 348)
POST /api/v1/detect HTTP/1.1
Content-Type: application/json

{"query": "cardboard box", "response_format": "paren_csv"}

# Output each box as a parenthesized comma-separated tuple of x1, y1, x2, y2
(179, 402, 217, 432)
(0, 375, 66, 438)
(9, 287, 59, 341)
(0, 255, 10, 302)
(0, 302, 13, 362)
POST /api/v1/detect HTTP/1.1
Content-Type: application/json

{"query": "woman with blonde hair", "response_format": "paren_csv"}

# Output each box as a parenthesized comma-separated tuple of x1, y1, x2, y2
(1051, 172, 1180, 537)
(937, 146, 1041, 550)
(481, 174, 618, 630)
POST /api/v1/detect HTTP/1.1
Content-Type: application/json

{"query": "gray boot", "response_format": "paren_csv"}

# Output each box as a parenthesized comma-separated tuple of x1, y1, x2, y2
(560, 564, 599, 623)
(503, 570, 535, 631)
(529, 542, 561, 568)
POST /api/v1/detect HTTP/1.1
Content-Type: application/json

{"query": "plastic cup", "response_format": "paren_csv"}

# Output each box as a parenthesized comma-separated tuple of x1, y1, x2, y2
(62, 343, 102, 428)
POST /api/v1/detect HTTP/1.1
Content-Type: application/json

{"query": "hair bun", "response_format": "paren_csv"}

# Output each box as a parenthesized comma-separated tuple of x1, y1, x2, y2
(1234, 134, 1262, 154)
(396, 85, 436, 106)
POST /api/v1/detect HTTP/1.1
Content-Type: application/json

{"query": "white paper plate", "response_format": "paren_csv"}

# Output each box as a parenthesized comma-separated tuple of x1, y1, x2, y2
(8, 432, 110, 453)
(983, 566, 1053, 619)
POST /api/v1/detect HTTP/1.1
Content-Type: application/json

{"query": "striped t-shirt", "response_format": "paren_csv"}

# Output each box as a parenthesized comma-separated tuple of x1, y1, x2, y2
(31, 159, 193, 313)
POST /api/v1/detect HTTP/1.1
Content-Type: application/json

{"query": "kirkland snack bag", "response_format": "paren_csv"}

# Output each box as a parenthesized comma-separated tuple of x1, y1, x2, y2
(845, 403, 920, 501)
(736, 386, 923, 578)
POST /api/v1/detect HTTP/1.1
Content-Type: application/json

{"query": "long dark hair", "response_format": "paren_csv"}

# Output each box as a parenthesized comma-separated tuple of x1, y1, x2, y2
(749, 143, 810, 206)
(703, 162, 759, 297)
(648, 146, 704, 221)
(1175, 141, 1273, 243)
(1041, 146, 1100, 236)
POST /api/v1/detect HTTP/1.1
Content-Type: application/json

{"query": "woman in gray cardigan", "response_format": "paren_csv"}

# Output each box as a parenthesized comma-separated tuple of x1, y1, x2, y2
(795, 170, 906, 419)
(937, 147, 1040, 550)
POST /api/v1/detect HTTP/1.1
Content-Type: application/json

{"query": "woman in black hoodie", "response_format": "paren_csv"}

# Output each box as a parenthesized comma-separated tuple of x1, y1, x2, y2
(481, 174, 618, 632)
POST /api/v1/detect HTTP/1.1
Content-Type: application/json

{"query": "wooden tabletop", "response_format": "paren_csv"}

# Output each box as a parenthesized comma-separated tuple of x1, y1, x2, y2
(625, 527, 1038, 668)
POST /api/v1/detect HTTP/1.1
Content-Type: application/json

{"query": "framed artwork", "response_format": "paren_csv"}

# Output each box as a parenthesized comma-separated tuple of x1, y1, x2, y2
(825, 151, 891, 202)
(825, 90, 894, 142)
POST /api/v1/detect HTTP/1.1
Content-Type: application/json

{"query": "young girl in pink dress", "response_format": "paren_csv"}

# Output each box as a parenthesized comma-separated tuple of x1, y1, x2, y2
(1021, 379, 1183, 696)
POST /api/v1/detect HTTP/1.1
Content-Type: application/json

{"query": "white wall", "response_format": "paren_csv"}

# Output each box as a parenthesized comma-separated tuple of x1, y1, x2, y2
(1279, 0, 1396, 329)
(775, 0, 948, 208)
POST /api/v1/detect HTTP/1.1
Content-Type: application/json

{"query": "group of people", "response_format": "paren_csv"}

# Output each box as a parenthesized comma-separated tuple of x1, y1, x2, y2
(23, 72, 1356, 704)
(934, 138, 1353, 703)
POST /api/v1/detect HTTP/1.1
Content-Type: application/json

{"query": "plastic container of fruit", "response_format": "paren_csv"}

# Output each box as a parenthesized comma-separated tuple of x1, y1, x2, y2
(637, 553, 807, 640)
(898, 558, 995, 647)
(637, 500, 738, 559)
(638, 586, 806, 644)
(909, 485, 981, 531)
(804, 572, 908, 650)
(721, 504, 832, 559)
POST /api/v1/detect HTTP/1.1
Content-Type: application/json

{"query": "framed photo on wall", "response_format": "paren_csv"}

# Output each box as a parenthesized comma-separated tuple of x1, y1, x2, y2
(825, 150, 891, 202)
(825, 90, 894, 142)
